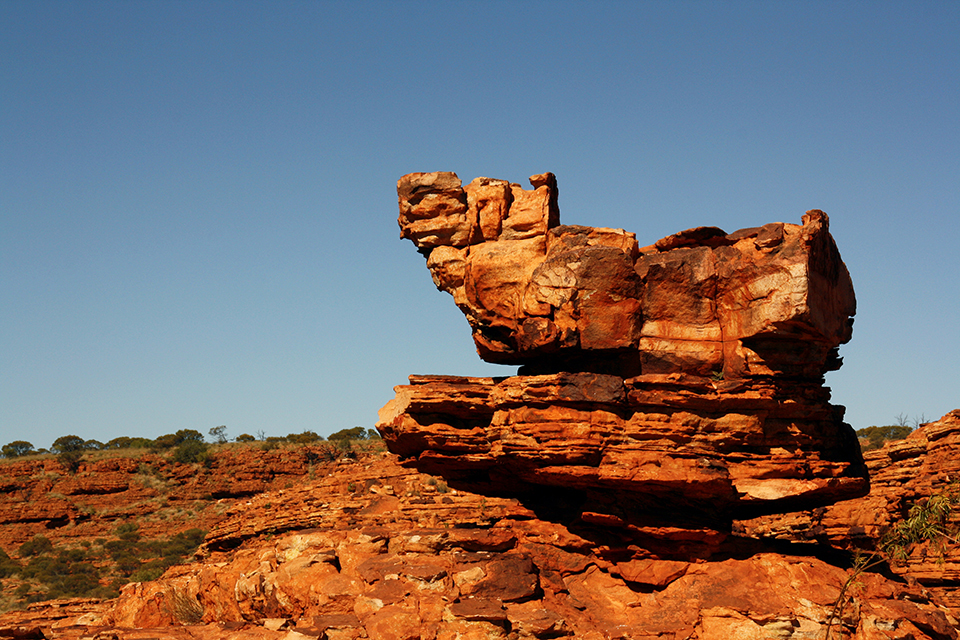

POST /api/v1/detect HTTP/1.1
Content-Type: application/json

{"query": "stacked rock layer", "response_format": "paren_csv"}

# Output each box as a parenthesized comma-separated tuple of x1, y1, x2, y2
(381, 171, 866, 531)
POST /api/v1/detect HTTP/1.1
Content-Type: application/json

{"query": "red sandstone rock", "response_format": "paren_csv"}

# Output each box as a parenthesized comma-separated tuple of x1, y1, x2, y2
(397, 172, 855, 379)
(386, 170, 865, 531)
(1, 454, 955, 639)
(740, 409, 960, 608)
(3, 455, 947, 640)
(377, 371, 867, 529)
(0, 445, 353, 556)
(5, 174, 949, 639)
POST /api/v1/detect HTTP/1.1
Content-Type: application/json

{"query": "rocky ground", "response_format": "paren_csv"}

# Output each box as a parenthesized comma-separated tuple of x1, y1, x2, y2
(2, 416, 960, 639)
(0, 443, 363, 556)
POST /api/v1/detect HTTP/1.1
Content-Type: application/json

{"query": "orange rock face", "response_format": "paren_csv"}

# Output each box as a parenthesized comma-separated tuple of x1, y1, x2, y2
(3, 455, 946, 640)
(384, 171, 866, 532)
(740, 409, 960, 608)
(397, 172, 855, 379)
(378, 372, 866, 530)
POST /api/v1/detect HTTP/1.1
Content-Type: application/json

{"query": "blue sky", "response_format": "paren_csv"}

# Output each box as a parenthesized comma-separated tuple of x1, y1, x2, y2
(2, 1, 958, 449)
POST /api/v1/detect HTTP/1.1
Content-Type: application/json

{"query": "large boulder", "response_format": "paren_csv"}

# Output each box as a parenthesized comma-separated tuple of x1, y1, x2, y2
(385, 171, 866, 530)
(397, 172, 856, 379)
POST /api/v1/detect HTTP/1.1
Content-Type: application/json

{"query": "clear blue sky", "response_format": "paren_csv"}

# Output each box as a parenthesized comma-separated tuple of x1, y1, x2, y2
(2, 1, 958, 449)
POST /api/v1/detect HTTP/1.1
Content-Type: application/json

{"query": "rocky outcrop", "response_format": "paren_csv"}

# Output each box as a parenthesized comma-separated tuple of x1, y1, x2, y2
(397, 172, 855, 379)
(383, 171, 866, 532)
(740, 409, 960, 608)
(9, 455, 949, 640)
(6, 173, 950, 640)
(378, 372, 865, 534)
(0, 445, 346, 555)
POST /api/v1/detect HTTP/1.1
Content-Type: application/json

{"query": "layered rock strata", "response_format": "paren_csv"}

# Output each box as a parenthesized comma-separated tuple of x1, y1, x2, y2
(740, 409, 960, 607)
(0, 446, 340, 554)
(7, 456, 950, 640)
(382, 171, 866, 529)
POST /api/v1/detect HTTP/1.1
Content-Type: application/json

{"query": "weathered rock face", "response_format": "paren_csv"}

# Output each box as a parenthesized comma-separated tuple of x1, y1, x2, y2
(8, 455, 947, 640)
(378, 372, 865, 528)
(0, 445, 345, 555)
(397, 171, 855, 379)
(739, 409, 960, 608)
(3, 173, 916, 640)
(3, 454, 957, 640)
(384, 171, 866, 528)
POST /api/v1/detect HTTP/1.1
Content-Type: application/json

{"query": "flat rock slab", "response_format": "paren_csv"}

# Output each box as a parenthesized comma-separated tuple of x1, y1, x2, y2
(378, 372, 868, 522)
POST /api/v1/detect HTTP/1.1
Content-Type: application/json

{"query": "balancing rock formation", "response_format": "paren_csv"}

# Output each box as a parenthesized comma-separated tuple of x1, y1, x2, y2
(379, 171, 866, 534)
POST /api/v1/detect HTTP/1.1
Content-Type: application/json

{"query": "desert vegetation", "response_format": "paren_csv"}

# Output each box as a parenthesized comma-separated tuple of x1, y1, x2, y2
(826, 481, 960, 638)
(854, 413, 928, 451)
(0, 525, 205, 609)
(0, 425, 385, 612)
(0, 426, 382, 471)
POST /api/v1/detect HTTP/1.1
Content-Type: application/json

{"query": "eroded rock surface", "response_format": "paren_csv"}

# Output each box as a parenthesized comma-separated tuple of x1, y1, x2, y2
(0, 446, 343, 555)
(5, 173, 944, 640)
(740, 409, 960, 608)
(383, 171, 866, 528)
(5, 456, 951, 640)
(397, 171, 855, 379)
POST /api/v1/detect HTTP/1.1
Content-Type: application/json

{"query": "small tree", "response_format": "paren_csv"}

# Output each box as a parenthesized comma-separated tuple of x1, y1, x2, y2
(328, 426, 368, 442)
(174, 429, 204, 444)
(152, 434, 179, 450)
(51, 435, 86, 453)
(172, 440, 210, 465)
(856, 425, 912, 451)
(52, 435, 87, 473)
(104, 437, 133, 450)
(235, 434, 256, 443)
(2, 440, 35, 458)
(208, 425, 228, 444)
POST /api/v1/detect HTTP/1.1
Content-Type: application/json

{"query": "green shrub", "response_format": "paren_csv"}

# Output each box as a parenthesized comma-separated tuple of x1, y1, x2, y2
(104, 436, 153, 450)
(18, 535, 53, 558)
(153, 429, 205, 452)
(286, 431, 323, 444)
(235, 433, 256, 443)
(0, 549, 20, 578)
(18, 545, 111, 601)
(328, 426, 368, 442)
(260, 438, 282, 451)
(152, 434, 178, 450)
(856, 425, 913, 451)
(51, 435, 87, 473)
(105, 436, 133, 449)
(51, 435, 86, 453)
(171, 440, 210, 465)
(115, 523, 141, 542)
(129, 560, 167, 583)
(1, 441, 35, 458)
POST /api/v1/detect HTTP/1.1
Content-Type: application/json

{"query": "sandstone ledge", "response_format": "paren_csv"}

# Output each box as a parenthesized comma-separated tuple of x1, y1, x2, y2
(378, 371, 867, 525)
